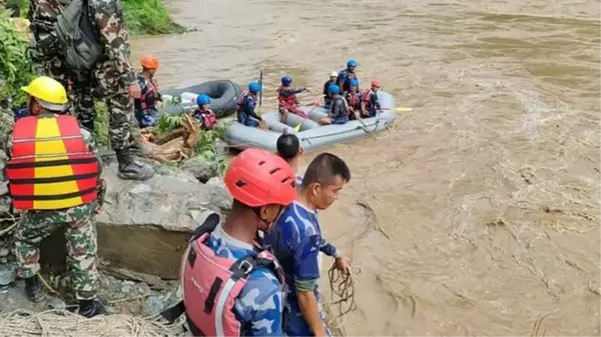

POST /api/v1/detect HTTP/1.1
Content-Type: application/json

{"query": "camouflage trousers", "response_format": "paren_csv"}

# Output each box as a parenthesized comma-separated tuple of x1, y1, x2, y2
(13, 203, 99, 300)
(40, 54, 141, 150)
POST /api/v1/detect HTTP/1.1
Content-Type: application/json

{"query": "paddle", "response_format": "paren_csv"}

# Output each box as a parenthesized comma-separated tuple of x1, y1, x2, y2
(380, 107, 413, 112)
(293, 123, 302, 132)
(257, 69, 263, 117)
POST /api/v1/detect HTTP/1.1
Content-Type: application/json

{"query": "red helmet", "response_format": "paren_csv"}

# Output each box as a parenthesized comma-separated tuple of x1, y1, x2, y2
(225, 148, 297, 207)
(371, 79, 381, 88)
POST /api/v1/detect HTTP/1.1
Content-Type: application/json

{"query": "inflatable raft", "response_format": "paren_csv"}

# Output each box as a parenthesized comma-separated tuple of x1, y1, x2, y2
(161, 80, 241, 118)
(224, 91, 396, 152)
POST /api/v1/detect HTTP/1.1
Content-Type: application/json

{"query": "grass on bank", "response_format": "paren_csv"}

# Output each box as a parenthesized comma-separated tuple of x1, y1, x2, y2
(17, 0, 184, 36)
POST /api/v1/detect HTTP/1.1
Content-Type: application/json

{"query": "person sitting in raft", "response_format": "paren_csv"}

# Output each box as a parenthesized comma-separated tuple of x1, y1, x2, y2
(134, 55, 162, 128)
(345, 79, 362, 120)
(235, 81, 268, 130)
(178, 148, 297, 336)
(361, 79, 382, 118)
(191, 94, 217, 130)
(322, 71, 338, 109)
(277, 133, 304, 187)
(337, 59, 359, 93)
(319, 84, 349, 125)
(264, 153, 351, 337)
(277, 76, 309, 122)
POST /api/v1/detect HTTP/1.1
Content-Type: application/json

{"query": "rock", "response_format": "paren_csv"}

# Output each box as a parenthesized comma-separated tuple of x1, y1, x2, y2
(0, 263, 16, 286)
(103, 267, 165, 290)
(179, 156, 218, 183)
(206, 176, 225, 188)
(39, 163, 232, 279)
(145, 295, 165, 316)
(46, 298, 66, 310)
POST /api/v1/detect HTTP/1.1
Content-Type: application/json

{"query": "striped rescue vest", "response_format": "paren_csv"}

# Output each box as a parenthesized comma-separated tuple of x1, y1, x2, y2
(5, 114, 99, 210)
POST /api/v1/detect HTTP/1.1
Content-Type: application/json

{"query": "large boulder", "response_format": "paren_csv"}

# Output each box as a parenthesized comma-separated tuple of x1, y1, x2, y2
(40, 162, 232, 279)
(179, 155, 218, 183)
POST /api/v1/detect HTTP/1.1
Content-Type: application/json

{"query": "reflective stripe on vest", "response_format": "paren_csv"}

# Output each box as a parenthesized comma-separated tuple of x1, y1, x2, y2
(182, 232, 285, 336)
(276, 86, 297, 110)
(5, 115, 99, 210)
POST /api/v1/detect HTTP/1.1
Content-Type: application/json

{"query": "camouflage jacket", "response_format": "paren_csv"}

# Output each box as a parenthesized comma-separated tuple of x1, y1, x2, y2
(2, 113, 107, 207)
(30, 0, 136, 86)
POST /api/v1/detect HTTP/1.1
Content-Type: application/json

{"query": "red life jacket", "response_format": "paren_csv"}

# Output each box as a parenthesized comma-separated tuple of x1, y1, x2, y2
(345, 91, 361, 108)
(194, 108, 217, 129)
(140, 76, 159, 111)
(180, 214, 285, 337)
(5, 115, 99, 210)
(276, 85, 298, 110)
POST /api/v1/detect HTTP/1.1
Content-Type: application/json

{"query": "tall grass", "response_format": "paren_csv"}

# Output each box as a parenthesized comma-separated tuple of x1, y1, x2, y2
(123, 0, 184, 35)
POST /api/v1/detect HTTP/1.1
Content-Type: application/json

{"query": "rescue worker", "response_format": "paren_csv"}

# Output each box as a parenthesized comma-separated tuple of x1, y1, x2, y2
(345, 79, 362, 120)
(178, 148, 297, 336)
(322, 71, 337, 109)
(337, 59, 358, 93)
(134, 55, 161, 128)
(361, 79, 382, 118)
(277, 76, 308, 122)
(190, 93, 217, 130)
(28, 0, 154, 181)
(236, 81, 268, 130)
(5, 76, 105, 317)
(264, 153, 351, 337)
(319, 84, 349, 125)
(277, 133, 304, 187)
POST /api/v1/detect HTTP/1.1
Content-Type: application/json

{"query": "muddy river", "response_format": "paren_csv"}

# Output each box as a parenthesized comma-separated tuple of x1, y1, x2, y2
(131, 0, 600, 335)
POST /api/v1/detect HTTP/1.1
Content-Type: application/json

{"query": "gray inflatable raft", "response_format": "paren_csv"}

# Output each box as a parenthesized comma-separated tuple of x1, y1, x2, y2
(224, 91, 396, 152)
(161, 80, 242, 118)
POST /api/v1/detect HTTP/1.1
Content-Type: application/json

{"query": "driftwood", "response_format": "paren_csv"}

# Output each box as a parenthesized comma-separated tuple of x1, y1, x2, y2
(140, 114, 201, 163)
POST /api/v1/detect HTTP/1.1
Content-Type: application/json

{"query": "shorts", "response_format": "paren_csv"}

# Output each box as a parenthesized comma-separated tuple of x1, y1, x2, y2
(331, 116, 349, 125)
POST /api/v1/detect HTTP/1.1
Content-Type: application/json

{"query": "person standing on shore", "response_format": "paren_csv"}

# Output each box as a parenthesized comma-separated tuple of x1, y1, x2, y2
(28, 0, 154, 181)
(5, 76, 105, 317)
(264, 153, 351, 337)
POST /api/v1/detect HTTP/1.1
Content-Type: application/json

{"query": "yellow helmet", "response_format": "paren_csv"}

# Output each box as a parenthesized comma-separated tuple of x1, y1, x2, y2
(21, 76, 69, 111)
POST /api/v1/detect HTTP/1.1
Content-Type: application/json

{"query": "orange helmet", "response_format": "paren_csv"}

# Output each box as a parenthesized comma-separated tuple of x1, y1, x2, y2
(371, 79, 381, 88)
(141, 55, 159, 69)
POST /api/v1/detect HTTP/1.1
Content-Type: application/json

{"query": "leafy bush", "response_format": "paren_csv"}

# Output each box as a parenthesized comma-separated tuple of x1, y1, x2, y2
(122, 0, 184, 35)
(0, 7, 35, 106)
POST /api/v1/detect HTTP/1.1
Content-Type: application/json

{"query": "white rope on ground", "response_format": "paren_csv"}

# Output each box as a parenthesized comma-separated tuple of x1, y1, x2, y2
(0, 309, 185, 337)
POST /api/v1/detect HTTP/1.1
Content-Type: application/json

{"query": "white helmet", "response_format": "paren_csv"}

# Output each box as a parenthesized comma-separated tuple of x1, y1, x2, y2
(330, 71, 338, 77)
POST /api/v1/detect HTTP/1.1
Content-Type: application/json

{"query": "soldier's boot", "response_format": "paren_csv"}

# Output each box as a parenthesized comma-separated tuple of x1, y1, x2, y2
(78, 299, 105, 318)
(24, 276, 45, 303)
(115, 148, 155, 181)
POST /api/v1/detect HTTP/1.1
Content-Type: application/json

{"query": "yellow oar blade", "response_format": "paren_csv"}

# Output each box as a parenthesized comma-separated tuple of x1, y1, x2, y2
(394, 107, 413, 112)
(293, 123, 302, 132)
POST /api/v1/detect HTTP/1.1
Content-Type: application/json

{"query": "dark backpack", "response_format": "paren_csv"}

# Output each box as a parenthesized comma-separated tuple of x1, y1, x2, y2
(55, 0, 103, 71)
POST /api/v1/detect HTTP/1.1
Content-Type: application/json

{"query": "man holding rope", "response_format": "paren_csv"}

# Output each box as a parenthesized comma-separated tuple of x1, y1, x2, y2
(265, 153, 351, 336)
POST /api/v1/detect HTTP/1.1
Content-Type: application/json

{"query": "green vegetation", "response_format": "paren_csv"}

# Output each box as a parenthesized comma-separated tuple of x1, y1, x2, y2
(123, 0, 184, 36)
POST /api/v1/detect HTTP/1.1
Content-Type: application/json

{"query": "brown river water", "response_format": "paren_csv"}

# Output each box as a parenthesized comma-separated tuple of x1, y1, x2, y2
(131, 0, 601, 335)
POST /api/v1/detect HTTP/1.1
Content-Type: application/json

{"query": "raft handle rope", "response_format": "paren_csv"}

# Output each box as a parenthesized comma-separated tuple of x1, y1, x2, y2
(327, 265, 359, 318)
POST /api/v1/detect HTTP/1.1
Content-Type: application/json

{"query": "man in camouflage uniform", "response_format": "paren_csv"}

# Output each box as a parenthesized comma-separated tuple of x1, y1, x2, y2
(28, 0, 154, 181)
(5, 76, 105, 317)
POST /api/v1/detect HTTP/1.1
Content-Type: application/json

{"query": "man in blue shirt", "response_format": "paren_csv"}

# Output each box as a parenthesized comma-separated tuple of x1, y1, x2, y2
(179, 148, 298, 336)
(265, 153, 351, 336)
(236, 81, 269, 130)
(276, 133, 304, 187)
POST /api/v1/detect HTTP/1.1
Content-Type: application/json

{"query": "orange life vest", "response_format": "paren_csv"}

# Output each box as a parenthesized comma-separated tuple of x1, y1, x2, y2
(5, 115, 100, 210)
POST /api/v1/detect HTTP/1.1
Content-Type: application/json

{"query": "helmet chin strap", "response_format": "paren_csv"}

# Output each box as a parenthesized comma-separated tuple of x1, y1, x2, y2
(252, 205, 285, 227)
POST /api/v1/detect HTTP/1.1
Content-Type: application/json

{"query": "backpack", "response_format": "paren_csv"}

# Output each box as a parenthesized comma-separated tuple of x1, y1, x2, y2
(55, 0, 103, 71)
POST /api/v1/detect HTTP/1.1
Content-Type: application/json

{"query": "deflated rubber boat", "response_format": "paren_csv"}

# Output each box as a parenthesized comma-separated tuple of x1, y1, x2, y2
(161, 80, 242, 118)
(224, 91, 396, 152)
